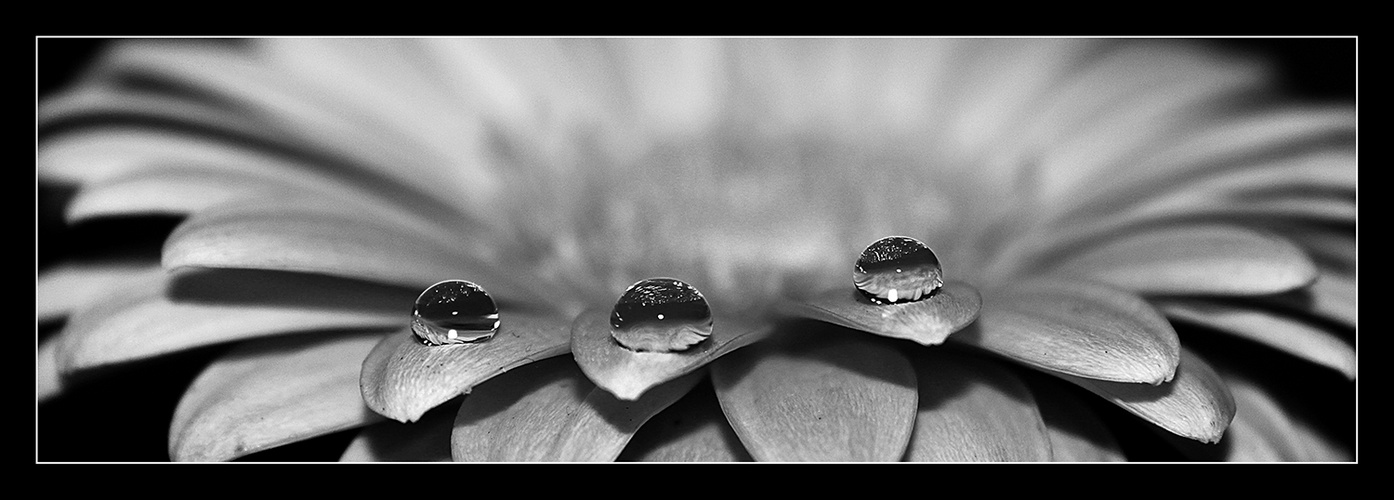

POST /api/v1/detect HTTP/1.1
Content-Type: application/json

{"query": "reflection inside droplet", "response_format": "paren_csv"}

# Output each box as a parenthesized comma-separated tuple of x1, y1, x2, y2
(853, 236, 944, 305)
(610, 278, 713, 353)
(411, 280, 500, 346)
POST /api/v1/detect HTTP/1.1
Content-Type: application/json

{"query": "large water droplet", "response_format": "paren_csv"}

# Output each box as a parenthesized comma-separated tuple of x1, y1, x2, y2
(610, 278, 713, 353)
(853, 236, 944, 305)
(411, 280, 500, 346)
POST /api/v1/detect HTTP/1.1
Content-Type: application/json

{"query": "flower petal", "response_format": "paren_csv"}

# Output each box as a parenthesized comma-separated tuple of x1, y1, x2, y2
(1156, 372, 1353, 461)
(710, 323, 917, 461)
(258, 39, 644, 238)
(450, 356, 702, 461)
(1021, 374, 1126, 462)
(160, 196, 550, 305)
(1124, 192, 1356, 227)
(1028, 41, 1274, 204)
(1271, 223, 1356, 275)
(80, 40, 474, 199)
(340, 404, 455, 462)
(37, 258, 154, 324)
(1046, 104, 1355, 226)
(1168, 374, 1353, 461)
(1059, 346, 1236, 444)
(64, 164, 379, 225)
(570, 309, 773, 400)
(36, 336, 65, 403)
(168, 331, 388, 461)
(780, 280, 981, 346)
(56, 269, 401, 373)
(902, 347, 1052, 462)
(167, 267, 413, 313)
(1133, 144, 1355, 204)
(38, 123, 492, 241)
(1061, 153, 1357, 234)
(359, 310, 572, 423)
(38, 91, 270, 175)
(1262, 271, 1357, 330)
(618, 379, 752, 462)
(1156, 298, 1355, 379)
(1044, 224, 1317, 296)
(955, 279, 1180, 384)
(254, 39, 510, 192)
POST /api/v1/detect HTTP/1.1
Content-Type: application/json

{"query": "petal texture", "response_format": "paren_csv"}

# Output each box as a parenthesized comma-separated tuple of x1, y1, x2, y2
(1060, 346, 1236, 443)
(451, 356, 702, 461)
(359, 310, 572, 423)
(711, 324, 917, 461)
(571, 309, 773, 400)
(957, 279, 1180, 384)
(168, 331, 387, 461)
(1045, 224, 1317, 295)
(903, 348, 1052, 461)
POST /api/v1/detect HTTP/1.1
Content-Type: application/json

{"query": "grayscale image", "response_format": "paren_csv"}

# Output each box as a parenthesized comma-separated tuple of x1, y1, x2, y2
(36, 36, 1357, 463)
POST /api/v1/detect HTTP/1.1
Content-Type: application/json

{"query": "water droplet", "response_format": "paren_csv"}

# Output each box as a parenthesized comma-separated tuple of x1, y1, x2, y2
(411, 280, 500, 346)
(610, 278, 713, 353)
(853, 236, 944, 305)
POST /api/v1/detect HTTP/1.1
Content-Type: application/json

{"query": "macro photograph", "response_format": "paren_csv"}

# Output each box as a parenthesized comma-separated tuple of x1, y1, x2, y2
(36, 36, 1357, 463)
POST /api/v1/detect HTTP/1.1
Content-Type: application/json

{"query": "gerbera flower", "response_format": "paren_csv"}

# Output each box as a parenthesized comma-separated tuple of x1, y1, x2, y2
(36, 36, 1356, 462)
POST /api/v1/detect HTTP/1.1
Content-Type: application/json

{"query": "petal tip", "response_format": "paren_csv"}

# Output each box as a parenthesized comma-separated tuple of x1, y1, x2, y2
(784, 280, 982, 345)
(571, 307, 764, 403)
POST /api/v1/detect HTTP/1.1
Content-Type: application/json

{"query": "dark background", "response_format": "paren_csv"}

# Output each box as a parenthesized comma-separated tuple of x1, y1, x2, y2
(34, 37, 1358, 462)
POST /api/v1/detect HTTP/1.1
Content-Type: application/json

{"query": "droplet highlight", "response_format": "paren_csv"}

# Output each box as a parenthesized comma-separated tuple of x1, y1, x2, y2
(610, 278, 713, 353)
(854, 236, 944, 305)
(411, 280, 500, 346)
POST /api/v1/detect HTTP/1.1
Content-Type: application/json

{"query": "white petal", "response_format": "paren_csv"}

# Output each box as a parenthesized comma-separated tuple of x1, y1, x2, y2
(711, 327, 917, 462)
(169, 331, 387, 461)
(37, 259, 154, 323)
(571, 309, 772, 401)
(56, 269, 401, 373)
(958, 279, 1180, 384)
(450, 357, 701, 461)
(1044, 224, 1316, 296)
(1062, 346, 1236, 443)
(1157, 298, 1355, 379)
(359, 310, 571, 423)
(903, 348, 1052, 462)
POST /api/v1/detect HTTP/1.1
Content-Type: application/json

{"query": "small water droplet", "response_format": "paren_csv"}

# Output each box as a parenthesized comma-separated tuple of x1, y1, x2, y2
(610, 278, 713, 353)
(411, 280, 500, 346)
(854, 236, 944, 305)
